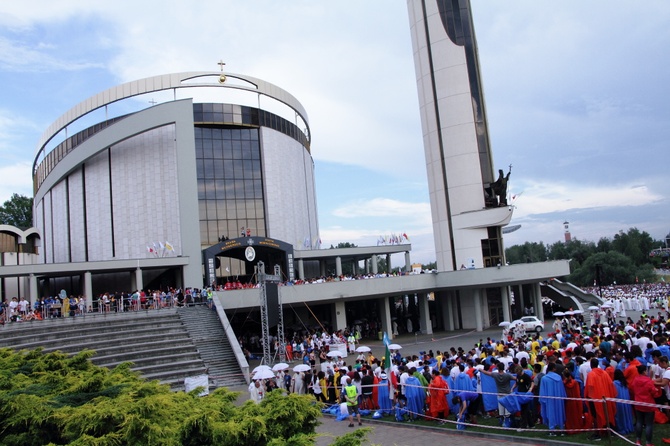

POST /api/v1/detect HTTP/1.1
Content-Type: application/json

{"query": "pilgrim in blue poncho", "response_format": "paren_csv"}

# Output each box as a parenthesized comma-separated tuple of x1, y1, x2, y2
(377, 374, 393, 415)
(613, 375, 634, 435)
(404, 376, 425, 419)
(539, 368, 566, 430)
(479, 369, 499, 412)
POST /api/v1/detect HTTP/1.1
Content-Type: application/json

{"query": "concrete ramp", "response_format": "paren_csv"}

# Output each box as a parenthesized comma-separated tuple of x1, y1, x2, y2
(541, 278, 603, 311)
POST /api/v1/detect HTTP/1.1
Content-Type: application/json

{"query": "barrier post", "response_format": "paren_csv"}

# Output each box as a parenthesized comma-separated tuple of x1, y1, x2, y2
(602, 396, 612, 446)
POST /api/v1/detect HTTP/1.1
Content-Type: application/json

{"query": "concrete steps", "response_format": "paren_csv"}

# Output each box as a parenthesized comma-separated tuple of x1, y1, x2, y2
(0, 305, 246, 391)
(176, 305, 247, 387)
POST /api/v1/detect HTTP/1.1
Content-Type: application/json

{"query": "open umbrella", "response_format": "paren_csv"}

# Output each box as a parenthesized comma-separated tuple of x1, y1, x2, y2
(564, 310, 575, 315)
(587, 306, 600, 311)
(388, 343, 402, 350)
(293, 364, 311, 372)
(252, 369, 275, 380)
(272, 362, 289, 371)
(355, 346, 371, 353)
(601, 303, 613, 308)
(573, 309, 584, 314)
(327, 350, 343, 358)
(553, 312, 565, 317)
(252, 365, 272, 374)
(499, 321, 511, 327)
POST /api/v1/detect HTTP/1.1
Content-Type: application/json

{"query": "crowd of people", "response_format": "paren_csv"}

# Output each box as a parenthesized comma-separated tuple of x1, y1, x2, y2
(0, 287, 213, 324)
(247, 283, 670, 445)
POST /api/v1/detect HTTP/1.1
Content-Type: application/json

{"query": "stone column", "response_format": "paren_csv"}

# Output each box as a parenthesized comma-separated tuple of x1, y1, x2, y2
(405, 251, 411, 273)
(534, 282, 545, 322)
(501, 286, 511, 322)
(386, 254, 391, 273)
(443, 292, 454, 331)
(418, 293, 433, 334)
(298, 259, 305, 280)
(135, 268, 143, 292)
(474, 288, 483, 332)
(371, 255, 378, 274)
(84, 271, 93, 302)
(334, 301, 347, 331)
(28, 274, 38, 304)
(335, 256, 342, 277)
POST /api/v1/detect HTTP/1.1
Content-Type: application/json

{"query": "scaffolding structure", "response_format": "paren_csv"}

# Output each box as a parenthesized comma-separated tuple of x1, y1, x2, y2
(257, 262, 286, 365)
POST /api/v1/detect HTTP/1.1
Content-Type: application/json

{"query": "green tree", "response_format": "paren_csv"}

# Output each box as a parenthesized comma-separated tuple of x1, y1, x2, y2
(505, 242, 547, 264)
(0, 348, 367, 446)
(569, 251, 636, 286)
(0, 193, 33, 229)
(611, 227, 655, 267)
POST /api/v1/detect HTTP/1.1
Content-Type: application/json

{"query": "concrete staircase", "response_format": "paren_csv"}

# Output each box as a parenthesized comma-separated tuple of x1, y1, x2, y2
(0, 306, 246, 390)
(176, 305, 247, 388)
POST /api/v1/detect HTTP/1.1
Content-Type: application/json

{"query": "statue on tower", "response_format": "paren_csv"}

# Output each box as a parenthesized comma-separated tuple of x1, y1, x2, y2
(487, 165, 512, 206)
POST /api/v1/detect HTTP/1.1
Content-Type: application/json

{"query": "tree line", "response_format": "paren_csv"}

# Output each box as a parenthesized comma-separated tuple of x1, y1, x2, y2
(505, 227, 667, 286)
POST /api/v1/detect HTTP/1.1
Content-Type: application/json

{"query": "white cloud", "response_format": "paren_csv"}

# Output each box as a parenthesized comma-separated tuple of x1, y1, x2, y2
(512, 180, 663, 218)
(0, 161, 33, 203)
(332, 198, 430, 220)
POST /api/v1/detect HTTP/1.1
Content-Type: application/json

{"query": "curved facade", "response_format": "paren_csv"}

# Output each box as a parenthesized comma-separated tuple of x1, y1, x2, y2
(32, 72, 319, 288)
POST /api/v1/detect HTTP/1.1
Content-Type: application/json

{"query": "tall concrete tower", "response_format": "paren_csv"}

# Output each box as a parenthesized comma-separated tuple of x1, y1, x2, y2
(407, 0, 512, 271)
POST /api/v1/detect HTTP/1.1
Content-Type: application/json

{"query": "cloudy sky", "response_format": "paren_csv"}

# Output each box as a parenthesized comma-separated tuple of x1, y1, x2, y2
(1, 1, 668, 265)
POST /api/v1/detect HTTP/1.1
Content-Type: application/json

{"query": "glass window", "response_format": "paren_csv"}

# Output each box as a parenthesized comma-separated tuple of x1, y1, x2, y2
(208, 221, 219, 244)
(244, 180, 255, 199)
(246, 200, 256, 219)
(253, 180, 263, 199)
(205, 180, 216, 199)
(222, 140, 233, 159)
(216, 200, 227, 220)
(197, 182, 206, 199)
(225, 179, 236, 198)
(232, 160, 244, 179)
(195, 159, 205, 179)
(214, 180, 225, 199)
(241, 140, 252, 159)
(203, 161, 214, 179)
(232, 140, 242, 159)
(199, 201, 208, 220)
(234, 179, 245, 198)
(236, 200, 246, 218)
(243, 160, 254, 179)
(222, 159, 234, 178)
(206, 200, 217, 219)
(226, 201, 237, 219)
(212, 159, 224, 178)
(255, 200, 265, 218)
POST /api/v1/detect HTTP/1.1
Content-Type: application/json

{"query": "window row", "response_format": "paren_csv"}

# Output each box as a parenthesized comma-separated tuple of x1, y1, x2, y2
(196, 160, 262, 182)
(199, 199, 265, 221)
(195, 139, 260, 160)
(194, 126, 259, 141)
(200, 218, 266, 245)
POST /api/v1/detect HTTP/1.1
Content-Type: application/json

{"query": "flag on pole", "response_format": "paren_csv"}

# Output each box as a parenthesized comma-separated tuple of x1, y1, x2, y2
(165, 241, 174, 252)
(382, 332, 391, 371)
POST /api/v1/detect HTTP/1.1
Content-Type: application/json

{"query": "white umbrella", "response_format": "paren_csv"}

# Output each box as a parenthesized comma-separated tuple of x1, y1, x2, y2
(588, 306, 600, 311)
(327, 350, 343, 358)
(564, 310, 575, 315)
(272, 362, 289, 371)
(573, 310, 584, 314)
(293, 364, 311, 372)
(388, 344, 402, 350)
(355, 346, 371, 353)
(252, 369, 275, 380)
(601, 303, 613, 308)
(499, 321, 511, 327)
(553, 312, 565, 317)
(252, 365, 272, 374)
